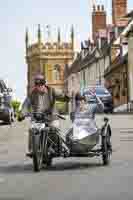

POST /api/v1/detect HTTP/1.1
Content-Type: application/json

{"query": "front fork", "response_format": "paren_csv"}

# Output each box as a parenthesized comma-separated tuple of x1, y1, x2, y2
(28, 129, 32, 152)
(28, 128, 42, 153)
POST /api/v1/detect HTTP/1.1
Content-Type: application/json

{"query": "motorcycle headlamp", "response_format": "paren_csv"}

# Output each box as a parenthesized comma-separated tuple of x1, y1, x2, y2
(51, 120, 60, 128)
(31, 121, 45, 130)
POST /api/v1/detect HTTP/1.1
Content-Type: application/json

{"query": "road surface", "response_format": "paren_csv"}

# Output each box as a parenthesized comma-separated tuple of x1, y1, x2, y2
(0, 114, 133, 200)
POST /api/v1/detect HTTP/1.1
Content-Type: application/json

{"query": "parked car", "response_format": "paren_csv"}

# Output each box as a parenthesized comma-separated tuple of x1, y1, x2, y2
(82, 85, 113, 113)
(0, 79, 14, 124)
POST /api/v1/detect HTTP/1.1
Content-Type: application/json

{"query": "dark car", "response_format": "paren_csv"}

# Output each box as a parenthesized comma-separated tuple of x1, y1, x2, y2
(0, 79, 14, 124)
(82, 86, 113, 113)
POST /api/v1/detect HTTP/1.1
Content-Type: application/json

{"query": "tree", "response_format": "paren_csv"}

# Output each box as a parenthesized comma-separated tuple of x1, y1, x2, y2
(11, 100, 21, 114)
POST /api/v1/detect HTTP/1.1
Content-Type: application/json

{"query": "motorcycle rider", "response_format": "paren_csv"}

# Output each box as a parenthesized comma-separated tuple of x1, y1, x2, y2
(18, 74, 69, 155)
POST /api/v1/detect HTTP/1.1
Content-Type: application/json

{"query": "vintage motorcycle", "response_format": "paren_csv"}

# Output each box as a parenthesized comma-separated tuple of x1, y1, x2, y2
(25, 111, 112, 172)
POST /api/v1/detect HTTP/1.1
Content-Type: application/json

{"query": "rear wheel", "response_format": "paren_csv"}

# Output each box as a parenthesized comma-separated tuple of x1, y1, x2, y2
(32, 134, 43, 172)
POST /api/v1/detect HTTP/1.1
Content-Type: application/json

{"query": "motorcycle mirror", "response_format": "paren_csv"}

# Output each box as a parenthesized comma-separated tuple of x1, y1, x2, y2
(103, 117, 109, 122)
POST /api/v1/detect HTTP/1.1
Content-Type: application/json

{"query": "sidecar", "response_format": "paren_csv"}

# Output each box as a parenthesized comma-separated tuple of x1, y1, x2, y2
(42, 117, 112, 168)
(66, 118, 100, 153)
(66, 116, 111, 161)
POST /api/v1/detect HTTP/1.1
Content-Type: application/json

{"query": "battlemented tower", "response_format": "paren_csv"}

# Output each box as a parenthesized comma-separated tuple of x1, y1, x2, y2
(25, 25, 75, 96)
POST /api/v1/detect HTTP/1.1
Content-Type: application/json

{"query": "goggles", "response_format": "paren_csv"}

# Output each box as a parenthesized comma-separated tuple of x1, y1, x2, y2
(34, 79, 46, 85)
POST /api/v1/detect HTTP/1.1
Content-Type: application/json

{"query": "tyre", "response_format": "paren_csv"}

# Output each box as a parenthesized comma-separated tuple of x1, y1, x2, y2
(102, 137, 110, 165)
(43, 132, 53, 168)
(32, 134, 44, 172)
(102, 127, 111, 166)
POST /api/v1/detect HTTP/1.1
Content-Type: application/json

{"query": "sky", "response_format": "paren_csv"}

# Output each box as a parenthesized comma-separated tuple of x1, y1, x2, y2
(0, 0, 133, 102)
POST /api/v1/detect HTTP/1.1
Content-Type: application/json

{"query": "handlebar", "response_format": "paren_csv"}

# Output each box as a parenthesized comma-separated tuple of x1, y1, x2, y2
(22, 112, 66, 120)
(56, 114, 66, 120)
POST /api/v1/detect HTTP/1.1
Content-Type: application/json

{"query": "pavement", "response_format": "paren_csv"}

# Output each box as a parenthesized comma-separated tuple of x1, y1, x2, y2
(0, 114, 133, 200)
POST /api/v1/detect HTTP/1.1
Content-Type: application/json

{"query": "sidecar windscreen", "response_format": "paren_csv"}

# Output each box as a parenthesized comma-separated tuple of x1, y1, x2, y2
(72, 118, 98, 141)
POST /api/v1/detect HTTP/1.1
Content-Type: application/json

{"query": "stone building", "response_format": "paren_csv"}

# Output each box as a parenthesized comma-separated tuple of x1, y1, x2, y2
(104, 16, 133, 110)
(79, 42, 111, 91)
(104, 54, 128, 108)
(126, 24, 133, 109)
(64, 52, 81, 112)
(25, 25, 75, 97)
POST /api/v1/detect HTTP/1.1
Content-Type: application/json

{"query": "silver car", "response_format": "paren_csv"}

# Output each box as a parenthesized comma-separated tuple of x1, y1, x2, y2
(82, 86, 113, 113)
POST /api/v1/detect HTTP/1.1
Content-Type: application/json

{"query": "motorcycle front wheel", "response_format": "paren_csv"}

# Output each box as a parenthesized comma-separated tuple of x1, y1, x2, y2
(43, 132, 53, 168)
(32, 134, 44, 172)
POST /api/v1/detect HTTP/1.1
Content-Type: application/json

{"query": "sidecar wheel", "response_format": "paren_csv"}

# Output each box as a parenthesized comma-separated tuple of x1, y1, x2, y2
(102, 134, 111, 165)
(102, 153, 110, 165)
(102, 138, 110, 165)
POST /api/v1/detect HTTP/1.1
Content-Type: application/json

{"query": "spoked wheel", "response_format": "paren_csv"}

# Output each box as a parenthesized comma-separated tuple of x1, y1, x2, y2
(32, 134, 44, 172)
(43, 133, 53, 168)
(102, 127, 112, 166)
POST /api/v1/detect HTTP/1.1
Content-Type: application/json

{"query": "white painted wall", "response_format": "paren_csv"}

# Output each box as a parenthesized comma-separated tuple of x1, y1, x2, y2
(80, 55, 109, 89)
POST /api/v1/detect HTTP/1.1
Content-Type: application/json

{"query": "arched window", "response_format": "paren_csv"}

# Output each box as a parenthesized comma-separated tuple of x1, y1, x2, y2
(53, 64, 61, 81)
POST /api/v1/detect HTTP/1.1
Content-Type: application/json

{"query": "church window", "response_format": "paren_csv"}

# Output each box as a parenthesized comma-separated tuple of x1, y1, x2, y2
(53, 64, 61, 81)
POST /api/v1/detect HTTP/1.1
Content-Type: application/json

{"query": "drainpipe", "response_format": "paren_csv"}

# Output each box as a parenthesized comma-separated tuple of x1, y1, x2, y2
(97, 58, 101, 85)
(126, 63, 129, 112)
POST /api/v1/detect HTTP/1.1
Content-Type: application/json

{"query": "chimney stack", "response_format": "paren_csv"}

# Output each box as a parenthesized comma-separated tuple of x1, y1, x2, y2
(92, 4, 107, 44)
(112, 0, 127, 26)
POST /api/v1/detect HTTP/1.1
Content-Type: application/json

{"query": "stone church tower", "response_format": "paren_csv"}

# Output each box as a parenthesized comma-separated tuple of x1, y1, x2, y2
(25, 25, 74, 97)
